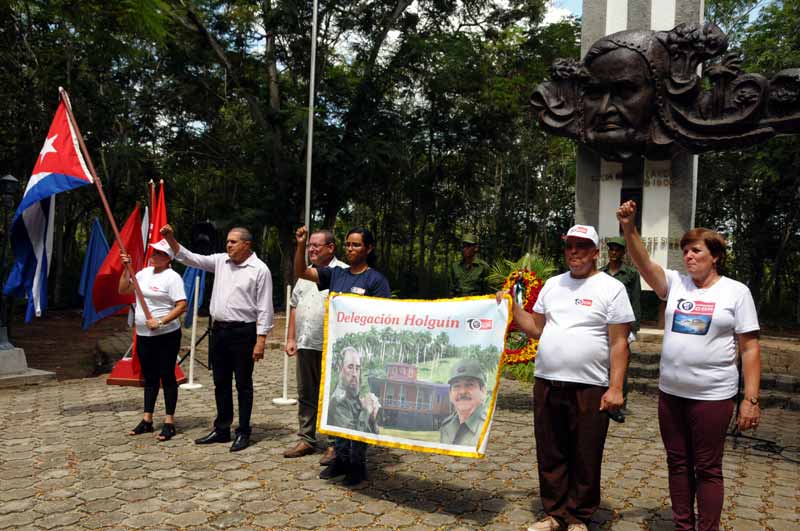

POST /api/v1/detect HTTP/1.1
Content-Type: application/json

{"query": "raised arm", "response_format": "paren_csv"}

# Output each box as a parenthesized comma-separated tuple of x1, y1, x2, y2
(118, 252, 135, 295)
(160, 224, 216, 272)
(294, 226, 319, 284)
(616, 200, 668, 299)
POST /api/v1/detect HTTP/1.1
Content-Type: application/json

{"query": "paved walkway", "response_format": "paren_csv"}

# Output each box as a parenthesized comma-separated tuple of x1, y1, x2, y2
(1, 346, 798, 531)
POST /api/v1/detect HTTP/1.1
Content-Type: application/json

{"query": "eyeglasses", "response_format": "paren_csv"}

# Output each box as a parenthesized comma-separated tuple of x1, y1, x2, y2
(308, 243, 332, 249)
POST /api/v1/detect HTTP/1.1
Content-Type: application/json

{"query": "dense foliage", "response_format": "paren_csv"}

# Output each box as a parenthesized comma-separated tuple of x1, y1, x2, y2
(0, 1, 797, 324)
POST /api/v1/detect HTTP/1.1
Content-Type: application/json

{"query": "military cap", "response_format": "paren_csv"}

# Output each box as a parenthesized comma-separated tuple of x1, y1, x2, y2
(448, 359, 485, 386)
(606, 236, 626, 248)
(461, 233, 478, 245)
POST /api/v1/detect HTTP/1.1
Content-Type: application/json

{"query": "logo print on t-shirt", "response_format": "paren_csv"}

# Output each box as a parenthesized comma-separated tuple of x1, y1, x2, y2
(350, 287, 366, 295)
(574, 298, 593, 307)
(671, 298, 715, 335)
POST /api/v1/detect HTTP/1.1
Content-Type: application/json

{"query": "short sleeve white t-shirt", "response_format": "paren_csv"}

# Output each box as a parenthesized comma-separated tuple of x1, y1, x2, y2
(533, 272, 635, 386)
(134, 267, 187, 337)
(660, 270, 759, 400)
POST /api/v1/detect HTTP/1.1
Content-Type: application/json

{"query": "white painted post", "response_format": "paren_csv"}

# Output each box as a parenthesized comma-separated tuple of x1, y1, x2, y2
(180, 275, 203, 390)
(273, 284, 297, 406)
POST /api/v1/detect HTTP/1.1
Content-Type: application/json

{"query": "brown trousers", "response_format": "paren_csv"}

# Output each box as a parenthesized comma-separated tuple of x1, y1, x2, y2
(533, 378, 610, 525)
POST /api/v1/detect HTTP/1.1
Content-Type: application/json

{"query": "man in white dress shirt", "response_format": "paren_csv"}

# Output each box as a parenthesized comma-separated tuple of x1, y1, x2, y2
(161, 224, 273, 452)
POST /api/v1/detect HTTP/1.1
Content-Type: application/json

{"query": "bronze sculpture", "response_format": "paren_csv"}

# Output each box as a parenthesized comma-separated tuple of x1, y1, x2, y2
(532, 22, 800, 161)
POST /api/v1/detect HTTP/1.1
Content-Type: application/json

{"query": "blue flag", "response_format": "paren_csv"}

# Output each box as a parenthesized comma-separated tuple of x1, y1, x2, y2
(182, 267, 206, 328)
(78, 218, 125, 330)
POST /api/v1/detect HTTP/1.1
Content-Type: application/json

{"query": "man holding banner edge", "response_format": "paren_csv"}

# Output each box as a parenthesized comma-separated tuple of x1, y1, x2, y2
(502, 224, 633, 531)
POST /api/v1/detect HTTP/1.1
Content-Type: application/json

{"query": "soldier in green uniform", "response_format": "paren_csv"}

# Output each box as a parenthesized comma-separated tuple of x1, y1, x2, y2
(323, 347, 379, 485)
(450, 234, 491, 297)
(329, 349, 379, 435)
(439, 359, 488, 447)
(600, 236, 641, 421)
(600, 237, 641, 332)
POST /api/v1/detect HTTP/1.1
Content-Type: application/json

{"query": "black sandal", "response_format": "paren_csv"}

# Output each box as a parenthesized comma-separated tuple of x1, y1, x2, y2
(157, 423, 176, 441)
(129, 420, 154, 435)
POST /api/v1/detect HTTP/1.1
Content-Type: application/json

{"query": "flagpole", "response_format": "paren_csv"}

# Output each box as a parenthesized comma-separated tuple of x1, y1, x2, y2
(272, 284, 297, 406)
(303, 0, 319, 231)
(58, 87, 152, 320)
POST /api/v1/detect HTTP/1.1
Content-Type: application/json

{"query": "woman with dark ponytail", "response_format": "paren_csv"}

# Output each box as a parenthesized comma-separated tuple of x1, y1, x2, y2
(293, 225, 391, 486)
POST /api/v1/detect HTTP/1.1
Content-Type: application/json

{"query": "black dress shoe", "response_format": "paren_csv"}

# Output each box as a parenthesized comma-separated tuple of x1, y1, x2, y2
(230, 433, 250, 452)
(318, 461, 348, 480)
(343, 463, 368, 486)
(195, 430, 231, 445)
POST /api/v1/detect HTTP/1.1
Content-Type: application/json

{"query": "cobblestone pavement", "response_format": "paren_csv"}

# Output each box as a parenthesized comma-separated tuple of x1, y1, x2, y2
(1, 347, 798, 531)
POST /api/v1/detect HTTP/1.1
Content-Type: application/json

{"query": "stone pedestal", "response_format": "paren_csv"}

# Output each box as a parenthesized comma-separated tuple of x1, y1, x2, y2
(577, 0, 702, 288)
(0, 336, 56, 388)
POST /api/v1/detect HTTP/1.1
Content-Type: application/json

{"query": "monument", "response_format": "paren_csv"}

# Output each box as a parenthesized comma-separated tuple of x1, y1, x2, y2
(532, 0, 800, 280)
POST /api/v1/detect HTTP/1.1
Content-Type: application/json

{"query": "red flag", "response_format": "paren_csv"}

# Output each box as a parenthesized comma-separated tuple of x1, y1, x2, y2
(144, 181, 167, 263)
(92, 205, 144, 312)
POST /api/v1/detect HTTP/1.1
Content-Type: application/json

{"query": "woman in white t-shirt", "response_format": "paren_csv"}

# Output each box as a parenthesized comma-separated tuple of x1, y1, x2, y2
(617, 200, 761, 531)
(119, 240, 187, 441)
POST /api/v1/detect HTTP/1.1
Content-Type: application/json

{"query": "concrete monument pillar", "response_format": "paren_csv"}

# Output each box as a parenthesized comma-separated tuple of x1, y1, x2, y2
(576, 0, 703, 286)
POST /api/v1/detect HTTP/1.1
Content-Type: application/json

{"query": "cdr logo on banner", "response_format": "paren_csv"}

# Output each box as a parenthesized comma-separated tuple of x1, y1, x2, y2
(466, 318, 493, 331)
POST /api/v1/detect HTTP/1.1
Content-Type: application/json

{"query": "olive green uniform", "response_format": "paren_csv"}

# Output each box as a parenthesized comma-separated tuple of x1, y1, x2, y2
(600, 263, 641, 332)
(329, 385, 378, 434)
(439, 402, 488, 446)
(450, 258, 491, 297)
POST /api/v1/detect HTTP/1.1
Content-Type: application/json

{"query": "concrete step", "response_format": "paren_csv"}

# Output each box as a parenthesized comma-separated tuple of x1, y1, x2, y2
(628, 361, 659, 379)
(628, 378, 800, 410)
(633, 341, 663, 354)
(628, 361, 800, 392)
(630, 349, 660, 365)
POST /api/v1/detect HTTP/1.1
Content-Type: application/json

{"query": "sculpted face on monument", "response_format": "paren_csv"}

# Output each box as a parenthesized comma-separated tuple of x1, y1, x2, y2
(583, 48, 655, 157)
(532, 22, 800, 161)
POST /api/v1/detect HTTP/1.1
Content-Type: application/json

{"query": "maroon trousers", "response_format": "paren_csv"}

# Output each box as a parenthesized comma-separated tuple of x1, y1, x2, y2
(658, 391, 734, 531)
(533, 378, 610, 525)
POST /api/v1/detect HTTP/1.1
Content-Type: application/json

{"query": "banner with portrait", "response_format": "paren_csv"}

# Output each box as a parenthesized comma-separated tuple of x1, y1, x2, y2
(318, 294, 511, 458)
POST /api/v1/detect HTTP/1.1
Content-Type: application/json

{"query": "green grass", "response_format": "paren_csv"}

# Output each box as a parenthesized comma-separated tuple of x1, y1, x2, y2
(379, 427, 440, 443)
(414, 357, 460, 383)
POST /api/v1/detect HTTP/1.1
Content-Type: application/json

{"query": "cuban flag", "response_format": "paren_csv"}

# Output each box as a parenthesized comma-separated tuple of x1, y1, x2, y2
(4, 98, 93, 321)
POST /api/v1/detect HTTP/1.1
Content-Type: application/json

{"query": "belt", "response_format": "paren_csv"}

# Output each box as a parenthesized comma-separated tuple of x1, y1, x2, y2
(212, 320, 254, 330)
(542, 379, 588, 388)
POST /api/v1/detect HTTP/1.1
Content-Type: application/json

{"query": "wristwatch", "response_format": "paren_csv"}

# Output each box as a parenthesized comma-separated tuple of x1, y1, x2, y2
(746, 396, 760, 406)
(157, 319, 164, 328)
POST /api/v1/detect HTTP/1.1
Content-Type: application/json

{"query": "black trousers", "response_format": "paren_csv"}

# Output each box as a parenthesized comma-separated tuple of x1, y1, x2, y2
(137, 329, 181, 416)
(334, 437, 367, 468)
(210, 323, 256, 435)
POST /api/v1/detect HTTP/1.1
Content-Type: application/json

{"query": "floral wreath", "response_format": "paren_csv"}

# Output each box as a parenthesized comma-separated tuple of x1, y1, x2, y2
(501, 269, 543, 365)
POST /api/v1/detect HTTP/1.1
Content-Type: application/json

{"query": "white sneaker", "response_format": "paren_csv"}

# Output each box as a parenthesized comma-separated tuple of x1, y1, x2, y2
(527, 516, 562, 531)
(566, 523, 588, 531)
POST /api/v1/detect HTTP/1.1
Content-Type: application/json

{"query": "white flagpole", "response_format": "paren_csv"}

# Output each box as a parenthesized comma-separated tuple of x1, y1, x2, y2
(180, 275, 202, 390)
(273, 284, 297, 405)
(304, 0, 319, 231)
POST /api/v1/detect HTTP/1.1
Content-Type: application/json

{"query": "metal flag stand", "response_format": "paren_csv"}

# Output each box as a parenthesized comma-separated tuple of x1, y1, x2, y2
(180, 275, 203, 390)
(272, 284, 297, 406)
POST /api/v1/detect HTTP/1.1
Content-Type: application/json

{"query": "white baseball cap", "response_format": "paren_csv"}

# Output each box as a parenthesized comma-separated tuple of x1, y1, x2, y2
(149, 239, 175, 259)
(564, 224, 599, 247)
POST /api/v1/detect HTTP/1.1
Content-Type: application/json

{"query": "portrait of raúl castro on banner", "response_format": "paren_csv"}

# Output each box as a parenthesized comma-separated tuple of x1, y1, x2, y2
(318, 294, 511, 458)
